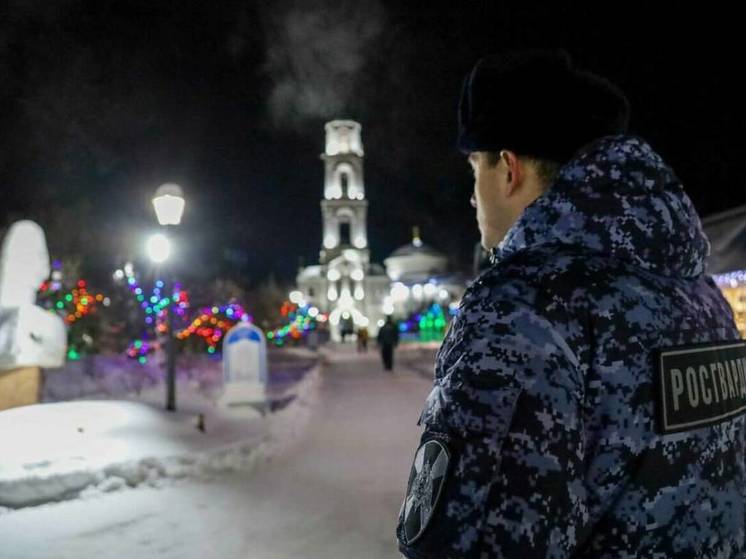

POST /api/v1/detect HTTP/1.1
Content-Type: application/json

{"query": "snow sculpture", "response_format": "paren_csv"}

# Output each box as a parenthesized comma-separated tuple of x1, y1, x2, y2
(220, 322, 267, 407)
(0, 220, 66, 372)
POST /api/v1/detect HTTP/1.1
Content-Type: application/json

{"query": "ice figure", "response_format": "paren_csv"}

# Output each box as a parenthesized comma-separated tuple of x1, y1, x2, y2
(0, 221, 66, 402)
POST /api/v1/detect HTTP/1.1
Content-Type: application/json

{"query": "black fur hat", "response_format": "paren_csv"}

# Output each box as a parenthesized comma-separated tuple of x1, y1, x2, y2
(457, 50, 631, 163)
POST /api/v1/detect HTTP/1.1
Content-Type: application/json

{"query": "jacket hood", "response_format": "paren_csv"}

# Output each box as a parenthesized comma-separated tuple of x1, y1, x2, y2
(491, 136, 709, 278)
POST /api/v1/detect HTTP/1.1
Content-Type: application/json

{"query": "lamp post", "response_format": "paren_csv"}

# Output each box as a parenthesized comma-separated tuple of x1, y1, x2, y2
(150, 183, 185, 412)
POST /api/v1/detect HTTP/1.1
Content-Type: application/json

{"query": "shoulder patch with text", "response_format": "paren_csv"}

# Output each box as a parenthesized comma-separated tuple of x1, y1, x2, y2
(656, 340, 746, 433)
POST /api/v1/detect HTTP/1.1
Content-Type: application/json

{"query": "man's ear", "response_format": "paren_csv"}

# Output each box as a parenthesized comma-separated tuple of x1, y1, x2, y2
(500, 150, 522, 195)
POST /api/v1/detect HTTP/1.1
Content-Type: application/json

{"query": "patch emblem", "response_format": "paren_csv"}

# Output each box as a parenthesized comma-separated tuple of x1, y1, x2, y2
(656, 340, 746, 433)
(401, 439, 449, 544)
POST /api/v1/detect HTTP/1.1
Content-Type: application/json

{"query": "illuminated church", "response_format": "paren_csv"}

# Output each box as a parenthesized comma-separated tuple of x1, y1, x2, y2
(296, 120, 464, 340)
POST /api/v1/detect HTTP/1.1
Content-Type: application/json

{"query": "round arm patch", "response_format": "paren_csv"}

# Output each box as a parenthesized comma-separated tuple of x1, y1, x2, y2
(400, 439, 450, 545)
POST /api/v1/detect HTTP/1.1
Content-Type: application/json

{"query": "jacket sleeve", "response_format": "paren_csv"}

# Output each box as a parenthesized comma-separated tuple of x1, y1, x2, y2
(397, 295, 588, 558)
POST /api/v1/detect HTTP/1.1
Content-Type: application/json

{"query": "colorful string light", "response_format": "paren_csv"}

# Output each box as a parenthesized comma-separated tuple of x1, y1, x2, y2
(122, 267, 189, 322)
(118, 264, 256, 360)
(267, 301, 325, 346)
(176, 304, 252, 352)
(39, 279, 107, 324)
(119, 265, 188, 363)
(398, 303, 450, 342)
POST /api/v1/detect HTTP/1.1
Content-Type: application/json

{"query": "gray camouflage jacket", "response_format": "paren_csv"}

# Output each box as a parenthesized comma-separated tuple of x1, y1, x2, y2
(397, 136, 745, 558)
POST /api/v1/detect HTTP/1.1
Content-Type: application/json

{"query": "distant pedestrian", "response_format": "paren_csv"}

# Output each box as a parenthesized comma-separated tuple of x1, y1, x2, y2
(356, 327, 369, 352)
(307, 328, 319, 350)
(376, 316, 399, 371)
(340, 317, 353, 343)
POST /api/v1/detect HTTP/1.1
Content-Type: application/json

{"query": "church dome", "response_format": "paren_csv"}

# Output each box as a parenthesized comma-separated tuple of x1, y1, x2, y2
(389, 242, 443, 259)
(384, 227, 448, 281)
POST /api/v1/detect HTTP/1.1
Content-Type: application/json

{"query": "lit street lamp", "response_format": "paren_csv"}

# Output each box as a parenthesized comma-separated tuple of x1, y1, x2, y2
(146, 233, 171, 264)
(151, 183, 185, 412)
(152, 183, 186, 225)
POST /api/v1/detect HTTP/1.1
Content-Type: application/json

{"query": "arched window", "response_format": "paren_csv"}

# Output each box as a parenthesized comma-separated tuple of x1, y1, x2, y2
(340, 173, 349, 197)
(339, 222, 351, 245)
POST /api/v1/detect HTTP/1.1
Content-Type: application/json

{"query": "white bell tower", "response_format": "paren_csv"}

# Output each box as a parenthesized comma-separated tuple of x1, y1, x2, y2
(297, 120, 391, 341)
(320, 120, 368, 265)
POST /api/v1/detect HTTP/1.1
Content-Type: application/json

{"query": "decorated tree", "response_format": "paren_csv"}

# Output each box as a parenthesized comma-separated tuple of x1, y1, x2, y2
(37, 263, 109, 359)
(398, 303, 455, 342)
(266, 300, 326, 347)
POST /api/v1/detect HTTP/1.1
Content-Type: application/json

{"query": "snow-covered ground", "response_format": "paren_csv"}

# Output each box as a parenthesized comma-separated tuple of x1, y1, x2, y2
(0, 344, 434, 558)
(1, 350, 320, 510)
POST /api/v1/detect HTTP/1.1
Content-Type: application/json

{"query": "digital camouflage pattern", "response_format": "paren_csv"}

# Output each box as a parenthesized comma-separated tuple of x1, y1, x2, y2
(397, 136, 745, 558)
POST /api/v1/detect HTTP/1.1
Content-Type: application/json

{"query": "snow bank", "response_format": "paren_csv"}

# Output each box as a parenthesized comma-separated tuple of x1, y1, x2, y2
(0, 362, 320, 509)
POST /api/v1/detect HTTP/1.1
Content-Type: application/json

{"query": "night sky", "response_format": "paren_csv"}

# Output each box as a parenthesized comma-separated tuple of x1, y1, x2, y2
(1, 1, 743, 287)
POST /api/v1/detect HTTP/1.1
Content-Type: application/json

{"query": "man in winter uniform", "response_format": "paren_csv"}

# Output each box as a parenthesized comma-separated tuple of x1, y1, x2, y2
(397, 50, 746, 558)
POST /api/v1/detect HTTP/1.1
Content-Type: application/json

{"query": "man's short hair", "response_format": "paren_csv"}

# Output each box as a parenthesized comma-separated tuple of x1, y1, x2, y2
(458, 50, 630, 165)
(484, 152, 562, 187)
